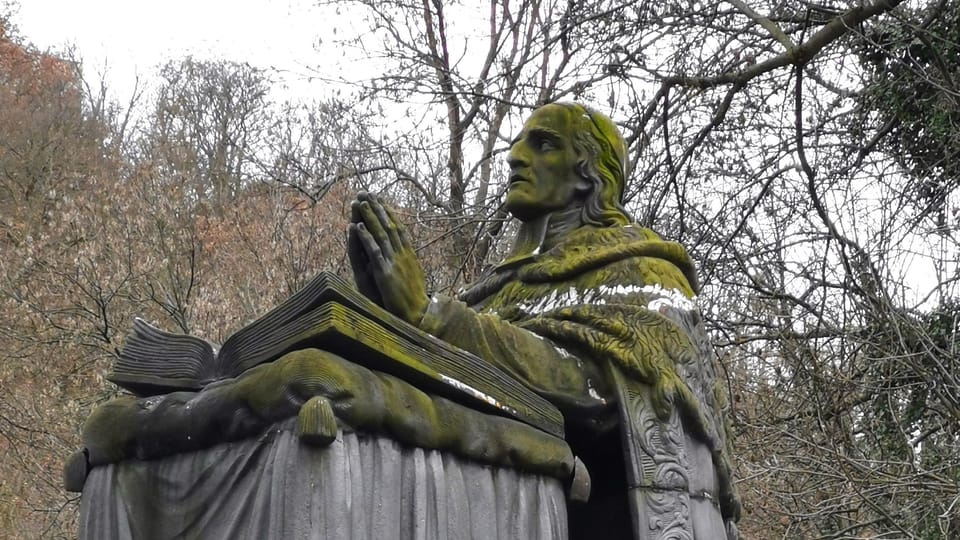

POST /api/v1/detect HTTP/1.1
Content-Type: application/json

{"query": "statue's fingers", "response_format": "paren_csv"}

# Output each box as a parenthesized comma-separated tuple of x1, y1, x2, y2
(348, 225, 384, 305)
(358, 201, 394, 259)
(347, 224, 370, 274)
(358, 223, 401, 297)
(371, 199, 403, 251)
(347, 223, 383, 306)
(356, 191, 377, 208)
(384, 205, 413, 250)
(347, 225, 371, 277)
(350, 198, 364, 224)
(362, 192, 403, 250)
(347, 222, 361, 255)
(354, 223, 385, 267)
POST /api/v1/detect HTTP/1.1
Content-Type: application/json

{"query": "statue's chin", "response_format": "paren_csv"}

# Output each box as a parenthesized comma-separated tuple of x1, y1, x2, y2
(505, 191, 546, 223)
(506, 179, 582, 223)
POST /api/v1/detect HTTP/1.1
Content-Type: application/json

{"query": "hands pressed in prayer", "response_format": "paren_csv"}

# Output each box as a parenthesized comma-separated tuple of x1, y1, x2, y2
(347, 192, 430, 326)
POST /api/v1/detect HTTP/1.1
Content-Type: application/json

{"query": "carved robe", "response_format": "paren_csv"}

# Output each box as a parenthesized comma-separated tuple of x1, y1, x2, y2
(418, 224, 740, 540)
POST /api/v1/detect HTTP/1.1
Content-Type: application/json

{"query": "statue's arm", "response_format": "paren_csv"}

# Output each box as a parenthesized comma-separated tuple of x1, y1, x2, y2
(418, 294, 612, 421)
(347, 192, 610, 419)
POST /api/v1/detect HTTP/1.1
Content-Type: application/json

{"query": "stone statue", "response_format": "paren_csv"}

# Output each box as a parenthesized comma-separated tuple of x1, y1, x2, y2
(348, 102, 740, 539)
(68, 102, 739, 540)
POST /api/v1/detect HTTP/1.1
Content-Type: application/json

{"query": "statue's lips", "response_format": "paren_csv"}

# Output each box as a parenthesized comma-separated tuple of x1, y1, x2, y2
(508, 175, 529, 187)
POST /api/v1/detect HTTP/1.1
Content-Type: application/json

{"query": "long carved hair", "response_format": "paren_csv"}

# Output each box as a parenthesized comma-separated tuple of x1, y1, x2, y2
(555, 102, 632, 227)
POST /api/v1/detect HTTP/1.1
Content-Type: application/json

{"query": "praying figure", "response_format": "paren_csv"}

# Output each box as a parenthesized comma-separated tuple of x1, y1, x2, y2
(349, 102, 741, 539)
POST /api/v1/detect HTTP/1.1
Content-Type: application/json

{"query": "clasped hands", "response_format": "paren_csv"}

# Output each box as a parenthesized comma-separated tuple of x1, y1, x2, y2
(347, 192, 430, 326)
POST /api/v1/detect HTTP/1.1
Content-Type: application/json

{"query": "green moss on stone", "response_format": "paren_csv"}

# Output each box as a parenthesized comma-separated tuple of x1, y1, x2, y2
(82, 349, 574, 478)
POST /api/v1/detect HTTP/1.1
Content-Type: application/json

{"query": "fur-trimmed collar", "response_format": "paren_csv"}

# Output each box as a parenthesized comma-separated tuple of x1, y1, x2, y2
(460, 225, 700, 305)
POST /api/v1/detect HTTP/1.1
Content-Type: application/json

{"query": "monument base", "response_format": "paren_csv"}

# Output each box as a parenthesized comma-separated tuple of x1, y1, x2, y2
(79, 419, 568, 540)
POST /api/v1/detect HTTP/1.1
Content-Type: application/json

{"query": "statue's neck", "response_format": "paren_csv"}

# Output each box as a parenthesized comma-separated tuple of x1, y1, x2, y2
(543, 205, 584, 249)
(498, 204, 584, 269)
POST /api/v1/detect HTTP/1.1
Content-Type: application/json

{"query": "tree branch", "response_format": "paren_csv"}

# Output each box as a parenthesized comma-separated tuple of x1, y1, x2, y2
(725, 0, 795, 51)
(666, 0, 907, 89)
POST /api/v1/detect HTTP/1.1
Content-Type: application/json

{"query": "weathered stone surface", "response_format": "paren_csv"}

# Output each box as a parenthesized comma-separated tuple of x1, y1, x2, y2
(79, 422, 568, 540)
(297, 395, 338, 446)
(78, 349, 574, 480)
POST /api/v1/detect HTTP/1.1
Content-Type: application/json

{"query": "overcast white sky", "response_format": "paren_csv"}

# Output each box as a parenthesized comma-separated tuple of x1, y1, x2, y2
(11, 0, 346, 100)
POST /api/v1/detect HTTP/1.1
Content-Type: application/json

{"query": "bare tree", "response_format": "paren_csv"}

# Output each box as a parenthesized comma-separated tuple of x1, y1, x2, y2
(142, 58, 271, 210)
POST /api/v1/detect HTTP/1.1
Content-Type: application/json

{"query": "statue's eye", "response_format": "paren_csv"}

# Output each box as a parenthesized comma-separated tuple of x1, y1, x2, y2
(540, 139, 556, 151)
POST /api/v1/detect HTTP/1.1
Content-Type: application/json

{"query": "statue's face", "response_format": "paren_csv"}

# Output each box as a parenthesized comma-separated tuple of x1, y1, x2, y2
(505, 104, 586, 221)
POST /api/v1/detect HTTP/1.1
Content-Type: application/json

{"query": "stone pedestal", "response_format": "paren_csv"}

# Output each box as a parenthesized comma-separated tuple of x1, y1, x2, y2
(78, 420, 569, 540)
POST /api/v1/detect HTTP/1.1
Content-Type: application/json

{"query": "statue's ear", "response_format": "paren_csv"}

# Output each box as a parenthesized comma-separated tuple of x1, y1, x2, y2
(574, 162, 593, 195)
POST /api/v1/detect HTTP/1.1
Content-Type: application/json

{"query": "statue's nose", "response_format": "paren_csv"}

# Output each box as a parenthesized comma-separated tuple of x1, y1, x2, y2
(507, 144, 529, 171)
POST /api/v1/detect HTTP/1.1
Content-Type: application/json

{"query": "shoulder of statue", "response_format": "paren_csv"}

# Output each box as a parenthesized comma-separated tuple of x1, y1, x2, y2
(517, 224, 695, 286)
(457, 224, 692, 306)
